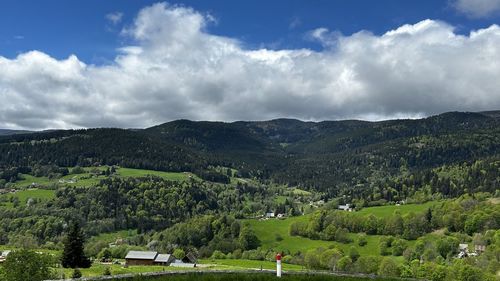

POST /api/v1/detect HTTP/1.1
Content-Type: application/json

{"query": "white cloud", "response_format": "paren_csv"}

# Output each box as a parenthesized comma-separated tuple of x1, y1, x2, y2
(106, 11, 124, 25)
(453, 0, 500, 18)
(1, 2, 500, 130)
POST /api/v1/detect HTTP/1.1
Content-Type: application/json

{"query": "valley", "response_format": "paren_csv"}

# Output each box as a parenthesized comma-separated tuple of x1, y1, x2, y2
(0, 112, 499, 281)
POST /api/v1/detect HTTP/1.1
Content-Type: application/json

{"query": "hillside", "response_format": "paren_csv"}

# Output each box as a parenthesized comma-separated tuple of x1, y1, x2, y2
(1, 111, 499, 196)
(0, 129, 33, 136)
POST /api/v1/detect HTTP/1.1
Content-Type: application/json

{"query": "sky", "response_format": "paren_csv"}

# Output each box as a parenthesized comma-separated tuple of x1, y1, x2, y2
(1, 0, 500, 129)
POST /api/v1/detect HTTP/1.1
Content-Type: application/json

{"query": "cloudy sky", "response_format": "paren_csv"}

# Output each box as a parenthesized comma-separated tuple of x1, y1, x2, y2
(1, 0, 500, 130)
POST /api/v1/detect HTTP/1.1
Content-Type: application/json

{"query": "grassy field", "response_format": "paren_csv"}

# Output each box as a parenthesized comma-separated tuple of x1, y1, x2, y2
(88, 229, 139, 244)
(355, 201, 437, 217)
(55, 263, 204, 278)
(116, 273, 400, 281)
(246, 216, 402, 257)
(11, 167, 198, 189)
(0, 188, 56, 208)
(245, 202, 436, 258)
(116, 168, 198, 181)
(201, 259, 304, 271)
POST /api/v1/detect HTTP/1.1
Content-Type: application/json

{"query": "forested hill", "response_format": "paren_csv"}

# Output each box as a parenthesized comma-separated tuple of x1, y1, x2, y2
(1, 111, 499, 196)
(0, 129, 33, 136)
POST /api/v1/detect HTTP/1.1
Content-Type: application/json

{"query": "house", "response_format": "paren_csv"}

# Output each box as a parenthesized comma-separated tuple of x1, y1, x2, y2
(475, 245, 486, 254)
(0, 250, 11, 263)
(183, 252, 198, 264)
(171, 260, 196, 268)
(125, 251, 186, 266)
(170, 253, 197, 268)
(338, 204, 353, 212)
(265, 212, 275, 218)
(154, 254, 175, 266)
(459, 243, 469, 252)
(458, 244, 469, 258)
(125, 251, 158, 266)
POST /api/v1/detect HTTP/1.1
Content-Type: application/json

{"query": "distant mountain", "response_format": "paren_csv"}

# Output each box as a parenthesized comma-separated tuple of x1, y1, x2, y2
(0, 129, 33, 136)
(1, 111, 499, 192)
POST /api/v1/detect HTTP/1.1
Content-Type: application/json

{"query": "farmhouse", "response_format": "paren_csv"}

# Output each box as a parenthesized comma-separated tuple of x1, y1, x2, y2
(124, 251, 175, 266)
(265, 212, 275, 218)
(0, 250, 11, 263)
(171, 253, 197, 268)
(154, 254, 176, 266)
(338, 204, 354, 212)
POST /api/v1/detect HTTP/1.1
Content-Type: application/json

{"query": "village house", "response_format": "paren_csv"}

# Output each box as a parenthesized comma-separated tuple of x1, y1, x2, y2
(125, 251, 175, 266)
(171, 252, 198, 268)
(0, 250, 11, 263)
(124, 250, 195, 266)
(265, 212, 275, 218)
(475, 244, 486, 254)
(338, 204, 354, 212)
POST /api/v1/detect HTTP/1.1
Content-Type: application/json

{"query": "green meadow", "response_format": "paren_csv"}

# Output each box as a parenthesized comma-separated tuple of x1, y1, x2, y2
(354, 201, 437, 217)
(117, 273, 400, 281)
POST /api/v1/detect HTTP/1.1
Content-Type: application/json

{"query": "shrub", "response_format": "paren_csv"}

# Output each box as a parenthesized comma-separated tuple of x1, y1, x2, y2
(71, 269, 82, 279)
(357, 234, 367, 246)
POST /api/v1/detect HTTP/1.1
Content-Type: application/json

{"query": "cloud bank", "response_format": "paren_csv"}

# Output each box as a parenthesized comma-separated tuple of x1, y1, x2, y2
(1, 2, 500, 129)
(453, 0, 500, 18)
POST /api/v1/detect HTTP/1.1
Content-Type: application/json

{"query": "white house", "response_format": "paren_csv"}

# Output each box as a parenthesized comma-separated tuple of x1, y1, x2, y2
(338, 204, 353, 212)
(265, 212, 275, 218)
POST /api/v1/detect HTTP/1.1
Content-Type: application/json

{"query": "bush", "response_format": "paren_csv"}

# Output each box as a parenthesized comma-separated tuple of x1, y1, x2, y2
(334, 228, 352, 244)
(71, 269, 82, 279)
(337, 256, 353, 272)
(348, 247, 360, 262)
(211, 250, 226, 259)
(378, 257, 400, 277)
(354, 256, 381, 274)
(357, 234, 367, 246)
(2, 249, 54, 281)
(103, 267, 111, 276)
(391, 239, 408, 256)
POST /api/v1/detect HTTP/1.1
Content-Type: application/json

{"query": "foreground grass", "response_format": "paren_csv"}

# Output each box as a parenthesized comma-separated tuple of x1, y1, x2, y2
(201, 259, 304, 271)
(118, 273, 401, 281)
(55, 263, 204, 278)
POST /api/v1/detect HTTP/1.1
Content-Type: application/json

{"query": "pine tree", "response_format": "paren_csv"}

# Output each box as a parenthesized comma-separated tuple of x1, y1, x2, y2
(61, 222, 91, 268)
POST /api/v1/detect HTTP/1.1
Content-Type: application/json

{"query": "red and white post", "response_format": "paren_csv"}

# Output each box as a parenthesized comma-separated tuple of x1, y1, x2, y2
(276, 253, 282, 277)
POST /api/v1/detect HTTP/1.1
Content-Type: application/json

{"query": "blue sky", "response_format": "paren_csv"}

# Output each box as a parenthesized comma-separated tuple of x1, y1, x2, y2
(1, 0, 499, 64)
(1, 0, 500, 129)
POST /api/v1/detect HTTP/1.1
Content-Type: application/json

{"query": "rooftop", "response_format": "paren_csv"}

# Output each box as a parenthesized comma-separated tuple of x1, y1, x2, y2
(125, 251, 158, 260)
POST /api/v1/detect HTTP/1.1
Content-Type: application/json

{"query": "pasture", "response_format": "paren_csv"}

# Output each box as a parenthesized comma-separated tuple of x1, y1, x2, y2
(112, 272, 400, 281)
(354, 201, 437, 217)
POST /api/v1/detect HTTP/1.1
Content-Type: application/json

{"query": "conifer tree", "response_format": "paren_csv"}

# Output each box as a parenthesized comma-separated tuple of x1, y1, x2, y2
(61, 222, 91, 268)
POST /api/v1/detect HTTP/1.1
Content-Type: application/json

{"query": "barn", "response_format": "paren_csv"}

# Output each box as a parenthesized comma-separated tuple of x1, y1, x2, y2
(125, 251, 176, 266)
(125, 251, 158, 266)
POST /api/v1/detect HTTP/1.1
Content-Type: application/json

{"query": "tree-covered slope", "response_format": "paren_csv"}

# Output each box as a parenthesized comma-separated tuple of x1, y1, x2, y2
(1, 111, 499, 194)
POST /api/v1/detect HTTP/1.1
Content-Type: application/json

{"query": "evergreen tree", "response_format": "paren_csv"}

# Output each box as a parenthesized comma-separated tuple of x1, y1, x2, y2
(61, 222, 91, 268)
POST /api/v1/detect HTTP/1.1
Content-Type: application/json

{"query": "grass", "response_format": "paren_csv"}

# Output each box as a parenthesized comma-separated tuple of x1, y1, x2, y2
(355, 201, 437, 217)
(201, 259, 304, 271)
(118, 273, 400, 281)
(0, 188, 56, 208)
(245, 216, 333, 254)
(11, 167, 198, 189)
(116, 168, 198, 181)
(55, 263, 203, 278)
(246, 216, 402, 257)
(88, 229, 138, 244)
(245, 201, 438, 261)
